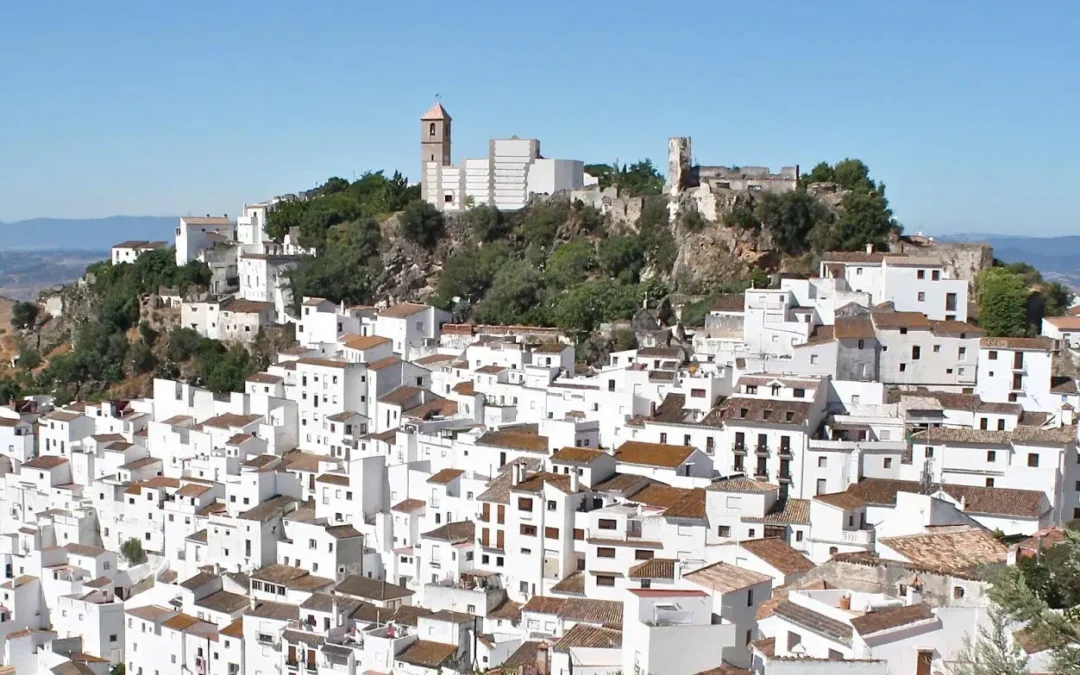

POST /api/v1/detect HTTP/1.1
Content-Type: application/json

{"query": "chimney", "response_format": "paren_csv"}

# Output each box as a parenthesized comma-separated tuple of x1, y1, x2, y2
(838, 593, 851, 611)
(905, 583, 923, 606)
(569, 469, 580, 493)
(865, 243, 874, 254)
(511, 462, 521, 486)
(535, 643, 550, 675)
(1061, 404, 1074, 426)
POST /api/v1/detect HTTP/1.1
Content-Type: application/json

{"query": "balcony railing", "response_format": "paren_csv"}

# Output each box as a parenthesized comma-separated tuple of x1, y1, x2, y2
(778, 447, 793, 459)
(841, 528, 875, 545)
(755, 446, 770, 457)
(733, 444, 747, 455)
(778, 472, 792, 483)
(754, 469, 769, 479)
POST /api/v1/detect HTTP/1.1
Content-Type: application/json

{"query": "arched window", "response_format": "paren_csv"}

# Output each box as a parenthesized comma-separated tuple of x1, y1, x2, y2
(429, 123, 436, 137)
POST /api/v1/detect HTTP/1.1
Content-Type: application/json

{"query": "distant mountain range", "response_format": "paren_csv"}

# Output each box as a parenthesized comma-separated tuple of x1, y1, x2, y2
(0, 216, 177, 251)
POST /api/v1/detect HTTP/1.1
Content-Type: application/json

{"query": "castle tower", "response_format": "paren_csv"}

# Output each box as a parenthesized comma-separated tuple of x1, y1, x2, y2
(665, 137, 692, 196)
(420, 102, 452, 202)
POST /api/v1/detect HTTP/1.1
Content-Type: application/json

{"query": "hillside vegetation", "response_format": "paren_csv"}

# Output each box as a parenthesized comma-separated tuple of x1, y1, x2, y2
(0, 158, 1069, 404)
(268, 159, 897, 337)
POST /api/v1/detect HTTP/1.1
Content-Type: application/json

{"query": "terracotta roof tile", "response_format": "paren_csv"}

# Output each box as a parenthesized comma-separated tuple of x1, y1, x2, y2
(980, 336, 1054, 351)
(738, 538, 815, 575)
(684, 562, 771, 593)
(397, 640, 456, 668)
(614, 441, 695, 468)
(773, 600, 852, 645)
(878, 526, 1007, 574)
(628, 558, 678, 580)
(850, 603, 935, 636)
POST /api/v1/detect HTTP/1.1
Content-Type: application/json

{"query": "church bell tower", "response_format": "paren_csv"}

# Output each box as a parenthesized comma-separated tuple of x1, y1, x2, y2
(420, 102, 452, 202)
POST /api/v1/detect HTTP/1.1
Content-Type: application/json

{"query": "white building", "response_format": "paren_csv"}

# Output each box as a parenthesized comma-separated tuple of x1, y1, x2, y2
(110, 240, 167, 266)
(175, 215, 235, 266)
(419, 103, 588, 212)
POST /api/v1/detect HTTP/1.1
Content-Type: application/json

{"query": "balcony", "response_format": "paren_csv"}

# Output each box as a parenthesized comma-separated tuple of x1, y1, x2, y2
(732, 444, 747, 456)
(778, 448, 793, 459)
(841, 528, 875, 545)
(755, 446, 770, 457)
(778, 472, 792, 483)
(754, 469, 769, 479)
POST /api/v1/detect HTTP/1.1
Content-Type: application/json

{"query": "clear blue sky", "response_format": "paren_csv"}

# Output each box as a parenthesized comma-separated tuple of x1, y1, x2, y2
(2, 0, 1078, 234)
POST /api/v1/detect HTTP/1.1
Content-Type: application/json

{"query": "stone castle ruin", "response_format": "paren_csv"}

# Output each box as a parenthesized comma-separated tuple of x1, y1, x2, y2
(665, 136, 799, 197)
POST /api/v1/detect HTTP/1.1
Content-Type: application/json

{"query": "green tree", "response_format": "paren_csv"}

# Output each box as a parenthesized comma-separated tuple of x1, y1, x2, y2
(801, 161, 835, 185)
(810, 189, 894, 252)
(520, 202, 569, 251)
(127, 341, 157, 375)
(1038, 281, 1072, 318)
(725, 204, 761, 230)
(166, 327, 205, 362)
(437, 243, 511, 306)
(10, 301, 39, 330)
(0, 378, 22, 405)
(17, 347, 40, 370)
(317, 176, 350, 195)
(109, 664, 126, 675)
(545, 240, 596, 290)
(755, 190, 830, 254)
(598, 235, 645, 285)
(464, 205, 508, 242)
(475, 261, 545, 325)
(400, 200, 445, 249)
(977, 268, 1031, 337)
(951, 606, 1029, 675)
(989, 528, 1080, 675)
(637, 201, 677, 273)
(197, 343, 256, 393)
(617, 160, 665, 196)
(680, 298, 712, 327)
(120, 538, 147, 565)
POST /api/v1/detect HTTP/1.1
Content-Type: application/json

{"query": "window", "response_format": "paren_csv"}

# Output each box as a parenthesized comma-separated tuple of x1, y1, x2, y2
(899, 363, 907, 372)
(989, 350, 998, 360)
(795, 530, 804, 542)
(810, 354, 818, 364)
(959, 346, 967, 358)
(884, 458, 892, 469)
(917, 270, 925, 279)
(596, 575, 616, 587)
(925, 447, 934, 458)
(718, 525, 731, 537)
(598, 518, 617, 530)
(818, 456, 827, 468)
(953, 586, 965, 599)
(997, 419, 1006, 431)
(546, 500, 557, 511)
(912, 346, 921, 360)
(1028, 453, 1039, 468)
(429, 122, 436, 136)
(518, 498, 533, 512)
(985, 477, 995, 487)
(748, 528, 756, 537)
(987, 450, 996, 462)
(596, 547, 616, 559)
(917, 292, 925, 301)
(635, 549, 654, 560)
(520, 525, 536, 536)
(545, 527, 559, 540)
